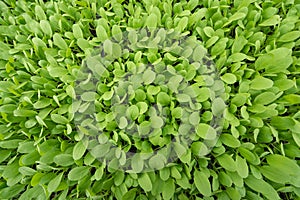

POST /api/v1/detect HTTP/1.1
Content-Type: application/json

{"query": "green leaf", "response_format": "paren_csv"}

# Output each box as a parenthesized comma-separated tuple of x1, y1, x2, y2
(91, 144, 111, 158)
(33, 98, 51, 109)
(137, 102, 148, 114)
(193, 45, 207, 62)
(128, 30, 137, 44)
(149, 154, 165, 170)
(131, 154, 144, 173)
(189, 112, 200, 125)
(238, 147, 257, 163)
(231, 36, 247, 53)
(186, 0, 198, 11)
(40, 20, 52, 36)
(231, 93, 249, 107)
(31, 172, 44, 186)
(283, 94, 300, 105)
(127, 105, 139, 120)
(212, 97, 226, 115)
(33, 38, 46, 49)
(254, 92, 277, 105)
(112, 25, 122, 42)
(211, 38, 227, 56)
(176, 17, 188, 32)
(236, 155, 248, 178)
(216, 154, 236, 172)
(171, 107, 183, 119)
(196, 123, 217, 140)
(227, 53, 247, 62)
(255, 48, 293, 73)
(138, 173, 152, 192)
(226, 187, 241, 200)
(162, 179, 175, 200)
(114, 171, 125, 186)
(73, 141, 87, 160)
(112, 43, 122, 58)
(18, 141, 34, 154)
(68, 166, 90, 181)
(36, 116, 47, 127)
(0, 139, 23, 149)
(220, 134, 240, 148)
(118, 116, 128, 129)
(0, 104, 17, 113)
(0, 150, 11, 163)
(77, 38, 92, 51)
(259, 15, 281, 26)
(150, 116, 164, 129)
(278, 31, 300, 42)
(176, 94, 191, 103)
(14, 109, 37, 117)
(245, 175, 280, 200)
(72, 24, 83, 39)
(270, 116, 295, 130)
(134, 89, 146, 102)
(0, 184, 25, 199)
(53, 33, 68, 50)
(203, 26, 215, 37)
(159, 167, 170, 181)
(19, 185, 45, 200)
(292, 132, 300, 150)
(19, 166, 36, 176)
(3, 160, 19, 181)
(165, 53, 177, 61)
(0, 81, 15, 92)
(196, 87, 210, 102)
(54, 154, 74, 166)
(96, 25, 108, 42)
(250, 76, 273, 90)
(51, 114, 69, 124)
(103, 39, 113, 55)
(157, 92, 171, 106)
(191, 141, 208, 156)
(228, 12, 246, 22)
(94, 166, 104, 181)
(102, 90, 114, 101)
(35, 5, 46, 20)
(66, 85, 76, 99)
(173, 142, 186, 158)
(81, 92, 98, 101)
(48, 66, 68, 77)
(122, 188, 137, 200)
(219, 171, 232, 187)
(21, 151, 40, 165)
(194, 170, 211, 197)
(266, 154, 300, 176)
(142, 69, 156, 84)
(48, 173, 63, 193)
(147, 85, 161, 95)
(171, 166, 182, 179)
(138, 121, 151, 135)
(259, 166, 289, 185)
(145, 13, 157, 30)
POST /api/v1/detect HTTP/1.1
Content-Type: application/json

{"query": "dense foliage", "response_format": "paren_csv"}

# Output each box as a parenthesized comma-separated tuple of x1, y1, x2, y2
(0, 0, 300, 199)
